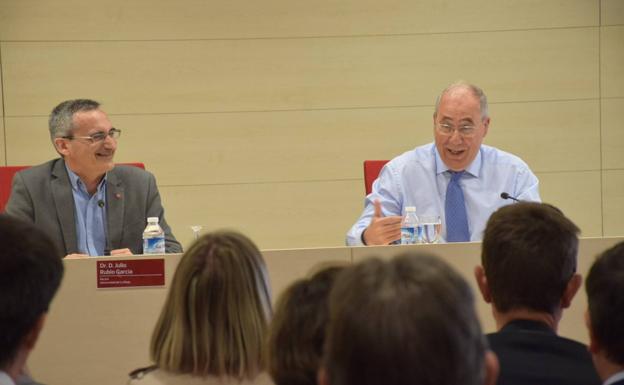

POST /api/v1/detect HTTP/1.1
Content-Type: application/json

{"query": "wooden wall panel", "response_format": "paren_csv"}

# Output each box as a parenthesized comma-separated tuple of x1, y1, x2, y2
(603, 170, 624, 236)
(602, 0, 624, 25)
(0, 47, 4, 164)
(6, 98, 598, 185)
(486, 100, 600, 173)
(3, 116, 57, 166)
(0, 52, 3, 117)
(2, 28, 598, 117)
(110, 109, 430, 185)
(601, 26, 624, 98)
(537, 171, 603, 237)
(602, 98, 624, 169)
(0, 119, 5, 166)
(0, 63, 4, 163)
(4, 109, 429, 182)
(263, 248, 352, 303)
(0, 0, 597, 41)
(159, 180, 363, 250)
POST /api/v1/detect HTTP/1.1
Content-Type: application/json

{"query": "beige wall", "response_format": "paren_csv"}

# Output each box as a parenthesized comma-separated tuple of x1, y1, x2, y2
(0, 0, 622, 249)
(0, 48, 4, 164)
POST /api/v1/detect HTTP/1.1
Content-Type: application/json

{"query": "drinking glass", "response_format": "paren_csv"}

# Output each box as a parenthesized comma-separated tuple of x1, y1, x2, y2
(419, 215, 441, 244)
(190, 225, 203, 241)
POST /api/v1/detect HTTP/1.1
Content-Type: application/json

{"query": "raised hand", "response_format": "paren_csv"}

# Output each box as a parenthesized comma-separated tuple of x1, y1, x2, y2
(362, 200, 402, 245)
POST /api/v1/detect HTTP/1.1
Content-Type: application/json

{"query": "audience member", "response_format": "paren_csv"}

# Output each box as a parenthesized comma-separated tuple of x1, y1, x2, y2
(585, 241, 624, 385)
(475, 202, 600, 385)
(347, 81, 539, 245)
(5, 98, 181, 257)
(320, 252, 498, 385)
(268, 265, 345, 385)
(128, 230, 273, 385)
(0, 215, 64, 385)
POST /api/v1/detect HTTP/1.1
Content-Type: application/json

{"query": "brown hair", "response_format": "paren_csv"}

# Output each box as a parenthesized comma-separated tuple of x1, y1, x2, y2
(268, 265, 345, 385)
(482, 202, 579, 314)
(0, 215, 64, 368)
(150, 230, 272, 378)
(323, 252, 486, 385)
(586, 241, 624, 365)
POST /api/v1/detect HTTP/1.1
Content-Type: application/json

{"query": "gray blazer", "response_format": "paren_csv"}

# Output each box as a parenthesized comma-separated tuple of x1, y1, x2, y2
(5, 158, 182, 256)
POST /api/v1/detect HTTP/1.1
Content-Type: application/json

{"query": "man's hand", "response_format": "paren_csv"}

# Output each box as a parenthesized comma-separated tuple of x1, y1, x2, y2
(111, 248, 133, 256)
(362, 200, 402, 245)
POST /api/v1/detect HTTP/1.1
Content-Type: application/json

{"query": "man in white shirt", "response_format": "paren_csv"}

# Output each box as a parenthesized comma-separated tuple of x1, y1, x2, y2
(0, 215, 64, 385)
(585, 242, 624, 385)
(347, 81, 540, 245)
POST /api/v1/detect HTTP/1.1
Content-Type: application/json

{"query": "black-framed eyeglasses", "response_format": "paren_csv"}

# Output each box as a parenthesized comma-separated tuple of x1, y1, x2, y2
(436, 123, 476, 137)
(62, 128, 122, 143)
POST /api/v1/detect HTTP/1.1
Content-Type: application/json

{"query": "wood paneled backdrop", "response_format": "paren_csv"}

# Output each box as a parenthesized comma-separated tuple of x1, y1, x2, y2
(0, 0, 623, 250)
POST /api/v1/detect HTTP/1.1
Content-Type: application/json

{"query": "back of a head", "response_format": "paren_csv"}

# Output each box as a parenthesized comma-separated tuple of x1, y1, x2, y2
(269, 265, 345, 385)
(150, 230, 272, 378)
(0, 215, 64, 368)
(482, 202, 579, 314)
(586, 241, 624, 366)
(323, 252, 486, 385)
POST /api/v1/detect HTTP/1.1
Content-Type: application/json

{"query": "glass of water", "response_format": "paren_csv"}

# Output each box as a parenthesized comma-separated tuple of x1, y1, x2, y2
(419, 215, 442, 244)
(190, 225, 203, 241)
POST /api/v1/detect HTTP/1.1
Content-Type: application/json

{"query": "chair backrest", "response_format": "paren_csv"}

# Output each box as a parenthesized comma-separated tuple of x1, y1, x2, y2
(0, 166, 31, 212)
(363, 160, 389, 195)
(0, 162, 145, 212)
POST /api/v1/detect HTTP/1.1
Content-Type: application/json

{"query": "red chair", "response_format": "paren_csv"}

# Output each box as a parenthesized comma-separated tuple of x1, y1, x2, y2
(0, 162, 145, 212)
(363, 160, 389, 195)
(0, 166, 30, 212)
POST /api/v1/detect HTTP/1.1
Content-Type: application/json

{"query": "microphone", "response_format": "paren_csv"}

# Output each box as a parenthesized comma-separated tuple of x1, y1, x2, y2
(97, 199, 110, 255)
(500, 192, 521, 202)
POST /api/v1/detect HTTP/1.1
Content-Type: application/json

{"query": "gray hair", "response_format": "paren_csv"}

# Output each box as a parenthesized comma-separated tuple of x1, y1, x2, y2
(48, 99, 100, 143)
(434, 81, 489, 120)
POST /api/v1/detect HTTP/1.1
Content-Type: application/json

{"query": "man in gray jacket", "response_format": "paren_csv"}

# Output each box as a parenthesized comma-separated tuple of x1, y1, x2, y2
(5, 99, 182, 257)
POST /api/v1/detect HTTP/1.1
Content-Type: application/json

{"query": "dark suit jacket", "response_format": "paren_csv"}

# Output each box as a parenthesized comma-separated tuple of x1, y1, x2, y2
(5, 158, 182, 256)
(487, 319, 601, 385)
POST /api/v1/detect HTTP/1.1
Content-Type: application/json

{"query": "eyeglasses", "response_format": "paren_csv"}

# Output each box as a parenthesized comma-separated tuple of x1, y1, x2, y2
(62, 128, 122, 143)
(436, 123, 476, 137)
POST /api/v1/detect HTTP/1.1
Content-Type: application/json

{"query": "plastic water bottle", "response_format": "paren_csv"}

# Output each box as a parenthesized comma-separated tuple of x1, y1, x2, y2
(401, 206, 420, 245)
(143, 217, 165, 254)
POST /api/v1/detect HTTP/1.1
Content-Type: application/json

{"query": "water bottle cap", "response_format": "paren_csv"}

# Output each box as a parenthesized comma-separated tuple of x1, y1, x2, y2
(147, 217, 159, 223)
(405, 206, 416, 212)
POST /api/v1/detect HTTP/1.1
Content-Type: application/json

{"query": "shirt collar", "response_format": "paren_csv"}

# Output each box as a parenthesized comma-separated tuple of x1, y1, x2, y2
(604, 370, 624, 385)
(433, 144, 482, 178)
(0, 371, 15, 385)
(500, 319, 555, 335)
(65, 164, 107, 193)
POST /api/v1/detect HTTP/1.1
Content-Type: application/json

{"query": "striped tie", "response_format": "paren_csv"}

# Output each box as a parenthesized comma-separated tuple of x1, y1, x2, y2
(445, 171, 470, 242)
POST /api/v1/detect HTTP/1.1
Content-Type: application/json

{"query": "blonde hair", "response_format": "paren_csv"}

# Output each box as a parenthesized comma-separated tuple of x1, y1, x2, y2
(150, 230, 272, 378)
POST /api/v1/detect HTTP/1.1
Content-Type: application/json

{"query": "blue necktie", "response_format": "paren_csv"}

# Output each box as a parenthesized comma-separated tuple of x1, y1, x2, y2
(445, 171, 470, 242)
